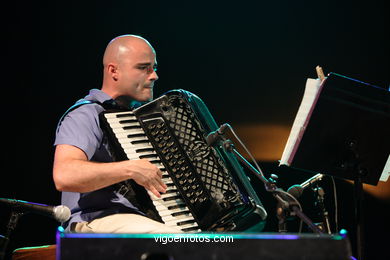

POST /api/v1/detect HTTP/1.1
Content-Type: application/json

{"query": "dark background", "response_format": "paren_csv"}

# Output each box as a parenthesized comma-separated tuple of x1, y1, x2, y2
(1, 0, 389, 259)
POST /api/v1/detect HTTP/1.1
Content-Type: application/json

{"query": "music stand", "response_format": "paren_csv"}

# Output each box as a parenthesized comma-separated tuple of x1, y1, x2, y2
(281, 72, 390, 260)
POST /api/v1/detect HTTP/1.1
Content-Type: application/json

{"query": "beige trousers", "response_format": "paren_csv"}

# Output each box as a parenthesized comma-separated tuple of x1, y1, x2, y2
(72, 213, 183, 234)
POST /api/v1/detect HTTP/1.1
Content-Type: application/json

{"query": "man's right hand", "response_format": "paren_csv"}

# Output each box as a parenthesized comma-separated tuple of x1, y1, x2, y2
(126, 159, 167, 198)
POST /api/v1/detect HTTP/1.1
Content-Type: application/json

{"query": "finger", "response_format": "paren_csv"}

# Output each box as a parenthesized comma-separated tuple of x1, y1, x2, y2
(152, 179, 167, 193)
(156, 168, 163, 178)
(155, 176, 167, 190)
(148, 185, 161, 198)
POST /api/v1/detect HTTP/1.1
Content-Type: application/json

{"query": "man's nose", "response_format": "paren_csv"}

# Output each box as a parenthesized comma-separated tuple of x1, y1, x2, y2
(150, 70, 159, 81)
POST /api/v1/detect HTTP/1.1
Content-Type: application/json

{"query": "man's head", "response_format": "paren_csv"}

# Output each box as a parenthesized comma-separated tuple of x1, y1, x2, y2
(101, 35, 158, 102)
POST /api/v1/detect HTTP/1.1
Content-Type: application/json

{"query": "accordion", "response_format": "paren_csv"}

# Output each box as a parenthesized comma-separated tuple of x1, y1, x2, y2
(99, 90, 267, 232)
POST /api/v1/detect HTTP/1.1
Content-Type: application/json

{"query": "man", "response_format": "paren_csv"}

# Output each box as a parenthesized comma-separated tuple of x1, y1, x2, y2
(53, 35, 181, 233)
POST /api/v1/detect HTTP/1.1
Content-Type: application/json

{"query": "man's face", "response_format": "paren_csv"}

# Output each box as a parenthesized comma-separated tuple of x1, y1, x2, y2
(116, 44, 158, 102)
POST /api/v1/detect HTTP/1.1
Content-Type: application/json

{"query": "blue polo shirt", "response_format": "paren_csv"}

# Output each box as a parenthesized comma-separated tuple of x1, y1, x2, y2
(54, 89, 143, 231)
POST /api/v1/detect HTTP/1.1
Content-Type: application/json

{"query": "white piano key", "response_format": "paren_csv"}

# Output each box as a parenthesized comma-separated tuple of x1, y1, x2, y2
(115, 131, 146, 139)
(157, 197, 196, 219)
(178, 223, 200, 230)
(164, 179, 174, 185)
(104, 112, 135, 119)
(162, 191, 180, 197)
(120, 137, 150, 143)
(123, 149, 156, 156)
(108, 119, 141, 127)
(117, 138, 148, 146)
(107, 116, 138, 122)
(151, 198, 186, 209)
(125, 154, 144, 160)
(159, 192, 181, 200)
(112, 127, 145, 134)
(163, 215, 195, 225)
(110, 125, 143, 133)
(157, 208, 189, 218)
(154, 203, 188, 213)
(120, 142, 152, 149)
(106, 114, 137, 120)
(151, 197, 186, 208)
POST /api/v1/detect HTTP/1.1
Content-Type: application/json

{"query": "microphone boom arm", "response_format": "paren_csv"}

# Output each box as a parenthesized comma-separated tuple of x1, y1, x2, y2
(207, 124, 324, 234)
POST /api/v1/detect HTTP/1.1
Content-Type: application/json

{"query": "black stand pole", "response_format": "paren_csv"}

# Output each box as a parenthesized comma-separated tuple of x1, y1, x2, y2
(0, 211, 24, 260)
(0, 236, 8, 260)
(354, 173, 365, 260)
(345, 140, 366, 260)
(313, 186, 332, 234)
(276, 202, 288, 233)
(222, 140, 324, 235)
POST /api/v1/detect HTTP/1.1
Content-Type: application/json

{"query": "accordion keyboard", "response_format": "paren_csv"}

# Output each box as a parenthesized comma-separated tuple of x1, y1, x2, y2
(103, 111, 201, 232)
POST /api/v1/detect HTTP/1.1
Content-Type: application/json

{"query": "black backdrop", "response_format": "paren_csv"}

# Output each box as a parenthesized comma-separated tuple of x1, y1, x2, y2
(1, 0, 389, 259)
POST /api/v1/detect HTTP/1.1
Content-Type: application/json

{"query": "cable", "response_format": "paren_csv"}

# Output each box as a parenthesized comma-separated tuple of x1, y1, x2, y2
(226, 124, 267, 178)
(275, 188, 304, 233)
(225, 124, 306, 233)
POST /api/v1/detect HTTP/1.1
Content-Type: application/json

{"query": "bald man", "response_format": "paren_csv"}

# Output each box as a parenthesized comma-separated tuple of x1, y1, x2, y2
(53, 35, 181, 233)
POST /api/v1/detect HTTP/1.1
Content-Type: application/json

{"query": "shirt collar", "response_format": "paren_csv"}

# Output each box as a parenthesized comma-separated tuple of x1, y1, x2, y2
(85, 89, 113, 103)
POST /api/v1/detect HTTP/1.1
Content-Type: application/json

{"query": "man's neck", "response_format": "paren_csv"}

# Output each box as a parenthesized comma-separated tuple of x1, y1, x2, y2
(100, 84, 118, 99)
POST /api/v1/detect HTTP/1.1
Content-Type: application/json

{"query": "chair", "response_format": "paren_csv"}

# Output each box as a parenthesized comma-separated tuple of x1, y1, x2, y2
(12, 245, 56, 260)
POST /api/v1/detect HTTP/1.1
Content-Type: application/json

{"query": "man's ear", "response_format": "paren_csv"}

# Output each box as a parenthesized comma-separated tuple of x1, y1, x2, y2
(107, 63, 119, 81)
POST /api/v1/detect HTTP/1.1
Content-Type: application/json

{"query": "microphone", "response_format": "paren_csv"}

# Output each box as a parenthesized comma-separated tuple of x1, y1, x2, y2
(206, 123, 230, 146)
(0, 198, 71, 222)
(287, 173, 324, 199)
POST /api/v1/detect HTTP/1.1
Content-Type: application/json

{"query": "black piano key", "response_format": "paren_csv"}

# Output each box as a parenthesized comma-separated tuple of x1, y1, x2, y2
(177, 220, 197, 226)
(136, 148, 155, 153)
(127, 133, 147, 138)
(165, 189, 179, 194)
(131, 140, 150, 145)
(116, 113, 134, 118)
(167, 204, 187, 210)
(123, 125, 142, 130)
(119, 119, 138, 124)
(171, 210, 191, 217)
(139, 154, 158, 159)
(162, 196, 181, 202)
(149, 159, 162, 164)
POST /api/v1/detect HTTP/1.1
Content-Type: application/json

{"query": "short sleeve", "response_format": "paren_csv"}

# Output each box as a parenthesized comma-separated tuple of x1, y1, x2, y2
(54, 104, 104, 160)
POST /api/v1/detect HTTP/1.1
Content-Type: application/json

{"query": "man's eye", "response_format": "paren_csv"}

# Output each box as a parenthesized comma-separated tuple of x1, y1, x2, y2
(137, 65, 157, 73)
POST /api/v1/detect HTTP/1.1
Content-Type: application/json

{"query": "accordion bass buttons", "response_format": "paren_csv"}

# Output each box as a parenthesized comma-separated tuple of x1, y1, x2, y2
(148, 123, 156, 130)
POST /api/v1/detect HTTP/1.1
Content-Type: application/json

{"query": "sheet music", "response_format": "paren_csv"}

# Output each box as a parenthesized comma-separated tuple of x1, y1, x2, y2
(279, 78, 322, 166)
(379, 154, 390, 182)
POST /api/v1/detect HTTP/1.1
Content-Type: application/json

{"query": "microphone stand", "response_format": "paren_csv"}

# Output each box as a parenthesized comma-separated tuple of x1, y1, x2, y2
(0, 210, 25, 260)
(220, 139, 323, 235)
(313, 186, 332, 234)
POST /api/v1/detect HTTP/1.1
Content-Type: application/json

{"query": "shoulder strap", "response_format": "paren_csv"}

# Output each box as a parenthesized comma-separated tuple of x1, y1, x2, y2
(56, 100, 103, 129)
(56, 97, 136, 129)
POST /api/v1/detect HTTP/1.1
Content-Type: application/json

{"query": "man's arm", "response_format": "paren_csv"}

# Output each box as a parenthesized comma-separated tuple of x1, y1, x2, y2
(53, 144, 167, 197)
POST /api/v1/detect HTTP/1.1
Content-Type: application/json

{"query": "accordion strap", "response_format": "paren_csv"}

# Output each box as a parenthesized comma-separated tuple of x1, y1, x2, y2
(56, 100, 104, 129)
